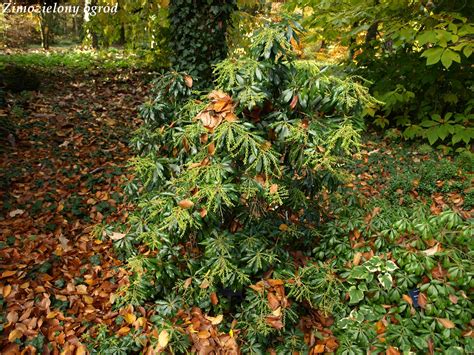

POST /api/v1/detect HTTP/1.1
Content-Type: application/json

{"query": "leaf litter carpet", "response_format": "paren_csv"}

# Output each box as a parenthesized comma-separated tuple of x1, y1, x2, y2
(0, 69, 148, 353)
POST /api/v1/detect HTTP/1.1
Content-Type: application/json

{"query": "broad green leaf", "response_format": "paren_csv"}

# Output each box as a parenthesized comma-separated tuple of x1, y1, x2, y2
(421, 47, 443, 65)
(417, 30, 436, 45)
(425, 128, 439, 145)
(385, 260, 398, 272)
(348, 286, 364, 304)
(378, 273, 393, 289)
(440, 49, 461, 69)
(463, 45, 472, 58)
(452, 128, 473, 144)
(403, 125, 422, 139)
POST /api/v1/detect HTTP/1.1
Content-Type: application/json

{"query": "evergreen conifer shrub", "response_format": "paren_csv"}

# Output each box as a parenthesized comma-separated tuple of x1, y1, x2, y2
(119, 20, 380, 351)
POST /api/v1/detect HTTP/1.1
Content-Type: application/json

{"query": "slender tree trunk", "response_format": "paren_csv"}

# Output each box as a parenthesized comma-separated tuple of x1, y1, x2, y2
(117, 0, 126, 46)
(84, 0, 99, 49)
(39, 13, 52, 50)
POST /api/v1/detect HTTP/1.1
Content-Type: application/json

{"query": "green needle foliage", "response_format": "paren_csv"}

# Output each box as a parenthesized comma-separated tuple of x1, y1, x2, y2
(119, 19, 381, 350)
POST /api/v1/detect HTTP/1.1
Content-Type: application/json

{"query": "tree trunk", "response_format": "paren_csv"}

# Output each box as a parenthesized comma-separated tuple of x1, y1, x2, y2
(168, 0, 236, 88)
(84, 0, 99, 49)
(39, 13, 52, 50)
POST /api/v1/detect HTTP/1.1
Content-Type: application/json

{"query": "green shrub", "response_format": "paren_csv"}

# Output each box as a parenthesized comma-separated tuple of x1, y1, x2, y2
(116, 20, 380, 351)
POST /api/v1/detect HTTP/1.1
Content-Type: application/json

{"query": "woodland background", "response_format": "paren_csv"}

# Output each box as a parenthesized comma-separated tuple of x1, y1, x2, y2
(0, 0, 473, 354)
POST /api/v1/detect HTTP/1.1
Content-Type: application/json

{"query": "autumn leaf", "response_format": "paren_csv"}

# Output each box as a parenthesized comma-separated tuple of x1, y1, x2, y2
(8, 329, 23, 342)
(206, 314, 223, 325)
(386, 346, 401, 355)
(76, 344, 87, 355)
(290, 95, 298, 110)
(418, 292, 427, 309)
(9, 209, 25, 217)
(6, 311, 18, 324)
(448, 294, 458, 304)
(198, 111, 223, 131)
(184, 277, 193, 289)
(124, 313, 137, 324)
(110, 232, 126, 241)
(313, 344, 325, 353)
(158, 329, 170, 348)
(200, 279, 210, 289)
(267, 292, 280, 310)
(1, 270, 16, 278)
(269, 184, 278, 194)
(402, 294, 413, 306)
(353, 252, 362, 266)
(213, 98, 232, 113)
(210, 292, 218, 305)
(198, 329, 211, 339)
(208, 142, 216, 155)
(437, 318, 455, 329)
(184, 75, 193, 88)
(117, 326, 131, 336)
(178, 199, 194, 209)
(3, 285, 12, 297)
(224, 112, 238, 122)
(422, 243, 442, 256)
(265, 315, 284, 329)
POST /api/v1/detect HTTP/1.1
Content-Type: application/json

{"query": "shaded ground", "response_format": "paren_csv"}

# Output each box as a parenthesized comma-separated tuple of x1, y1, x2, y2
(0, 65, 472, 354)
(0, 68, 149, 352)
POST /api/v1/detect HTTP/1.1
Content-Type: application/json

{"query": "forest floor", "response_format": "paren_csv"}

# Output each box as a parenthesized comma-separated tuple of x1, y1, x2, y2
(0, 64, 472, 354)
(0, 68, 151, 353)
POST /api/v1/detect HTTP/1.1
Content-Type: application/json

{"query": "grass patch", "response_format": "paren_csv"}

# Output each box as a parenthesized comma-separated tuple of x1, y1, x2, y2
(0, 48, 169, 71)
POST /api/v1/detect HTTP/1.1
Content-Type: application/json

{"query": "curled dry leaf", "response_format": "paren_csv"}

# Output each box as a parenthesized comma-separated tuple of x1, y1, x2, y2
(207, 142, 216, 156)
(267, 292, 280, 310)
(1, 270, 16, 278)
(290, 95, 298, 110)
(213, 99, 232, 113)
(178, 199, 194, 209)
(184, 75, 193, 88)
(210, 292, 218, 305)
(110, 232, 126, 241)
(184, 277, 193, 289)
(208, 90, 228, 101)
(265, 315, 284, 330)
(206, 314, 223, 325)
(224, 112, 238, 122)
(313, 344, 325, 353)
(199, 111, 223, 131)
(423, 243, 442, 256)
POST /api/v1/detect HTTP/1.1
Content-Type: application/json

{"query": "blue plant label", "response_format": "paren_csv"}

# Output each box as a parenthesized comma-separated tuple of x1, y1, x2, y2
(409, 288, 420, 309)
